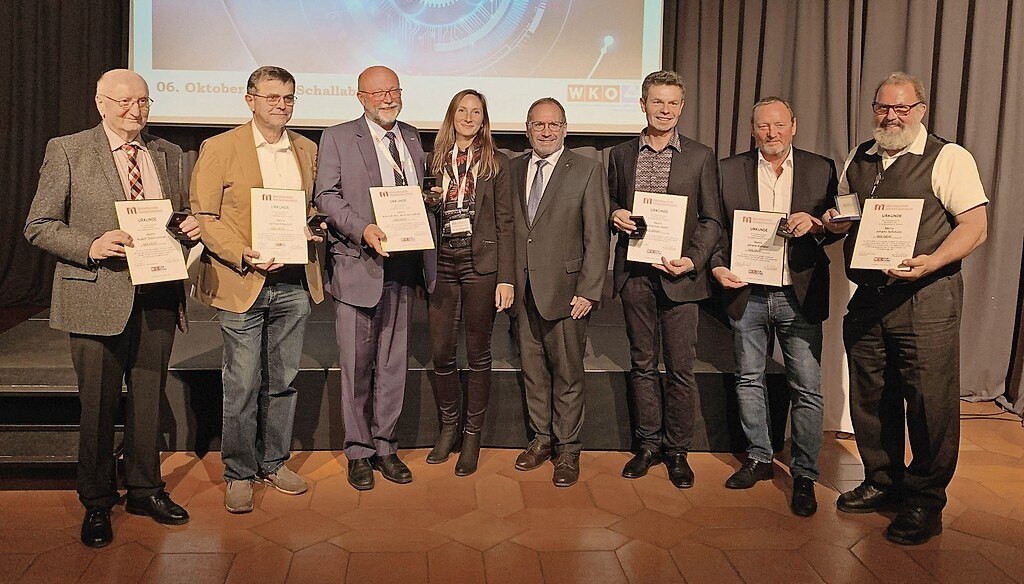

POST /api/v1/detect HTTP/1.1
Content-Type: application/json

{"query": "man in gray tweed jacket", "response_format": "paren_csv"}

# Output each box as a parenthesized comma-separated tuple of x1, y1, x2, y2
(24, 69, 201, 548)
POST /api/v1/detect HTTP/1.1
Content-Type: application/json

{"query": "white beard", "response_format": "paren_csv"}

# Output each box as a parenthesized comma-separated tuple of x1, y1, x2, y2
(873, 121, 921, 152)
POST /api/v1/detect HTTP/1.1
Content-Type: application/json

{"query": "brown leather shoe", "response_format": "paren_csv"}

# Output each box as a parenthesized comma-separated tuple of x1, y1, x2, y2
(552, 452, 580, 487)
(515, 439, 552, 471)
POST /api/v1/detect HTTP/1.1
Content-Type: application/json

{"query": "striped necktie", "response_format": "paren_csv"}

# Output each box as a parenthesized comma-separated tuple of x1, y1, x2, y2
(384, 131, 407, 186)
(527, 159, 547, 225)
(121, 143, 145, 200)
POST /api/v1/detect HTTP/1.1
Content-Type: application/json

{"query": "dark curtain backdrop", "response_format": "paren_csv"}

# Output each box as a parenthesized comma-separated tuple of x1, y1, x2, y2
(2, 1, 1022, 414)
(663, 0, 1024, 414)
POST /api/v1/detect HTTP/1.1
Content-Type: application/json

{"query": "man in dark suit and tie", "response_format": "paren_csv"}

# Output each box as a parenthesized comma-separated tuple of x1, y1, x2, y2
(510, 97, 609, 487)
(710, 97, 839, 516)
(24, 69, 200, 547)
(314, 65, 437, 491)
(607, 70, 723, 489)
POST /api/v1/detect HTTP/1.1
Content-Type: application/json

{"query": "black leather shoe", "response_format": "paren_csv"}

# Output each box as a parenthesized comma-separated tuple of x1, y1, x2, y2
(886, 506, 942, 545)
(455, 432, 481, 477)
(621, 449, 661, 479)
(125, 491, 190, 525)
(81, 507, 112, 548)
(347, 458, 374, 491)
(791, 476, 818, 517)
(665, 452, 694, 488)
(552, 452, 580, 487)
(371, 453, 413, 484)
(515, 439, 552, 471)
(725, 459, 774, 489)
(836, 482, 899, 514)
(427, 423, 460, 464)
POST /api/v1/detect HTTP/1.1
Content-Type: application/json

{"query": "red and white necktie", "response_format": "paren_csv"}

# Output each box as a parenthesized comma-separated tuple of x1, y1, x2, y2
(121, 143, 145, 200)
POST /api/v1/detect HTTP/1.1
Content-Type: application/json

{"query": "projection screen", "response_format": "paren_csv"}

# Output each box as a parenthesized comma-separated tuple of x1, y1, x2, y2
(130, 0, 664, 132)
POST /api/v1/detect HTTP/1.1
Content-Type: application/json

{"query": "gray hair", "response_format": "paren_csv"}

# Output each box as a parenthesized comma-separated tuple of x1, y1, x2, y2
(527, 97, 566, 122)
(247, 66, 295, 94)
(875, 71, 927, 103)
(751, 96, 795, 123)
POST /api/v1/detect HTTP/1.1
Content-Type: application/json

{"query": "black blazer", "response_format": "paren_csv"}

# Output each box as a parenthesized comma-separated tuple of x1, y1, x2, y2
(711, 148, 839, 323)
(608, 134, 724, 303)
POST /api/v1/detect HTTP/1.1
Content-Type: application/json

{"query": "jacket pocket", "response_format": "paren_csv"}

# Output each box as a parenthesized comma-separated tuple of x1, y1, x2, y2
(565, 257, 583, 273)
(59, 263, 98, 282)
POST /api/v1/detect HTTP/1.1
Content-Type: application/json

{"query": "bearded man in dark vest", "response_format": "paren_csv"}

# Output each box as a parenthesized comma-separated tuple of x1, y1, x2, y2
(822, 72, 988, 546)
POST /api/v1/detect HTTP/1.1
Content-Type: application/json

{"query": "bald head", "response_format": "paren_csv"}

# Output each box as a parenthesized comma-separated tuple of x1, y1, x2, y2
(357, 65, 403, 129)
(95, 69, 151, 142)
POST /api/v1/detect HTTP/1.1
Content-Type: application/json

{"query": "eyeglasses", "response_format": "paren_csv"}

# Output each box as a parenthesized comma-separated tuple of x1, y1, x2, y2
(871, 101, 924, 116)
(527, 121, 566, 132)
(358, 88, 403, 101)
(100, 95, 153, 111)
(249, 93, 296, 106)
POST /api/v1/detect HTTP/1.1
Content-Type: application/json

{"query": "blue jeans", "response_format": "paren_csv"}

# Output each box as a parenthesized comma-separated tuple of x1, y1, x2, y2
(218, 283, 311, 481)
(730, 287, 823, 480)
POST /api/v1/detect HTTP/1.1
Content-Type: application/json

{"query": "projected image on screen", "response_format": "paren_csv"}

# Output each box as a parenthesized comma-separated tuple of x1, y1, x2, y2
(132, 0, 663, 131)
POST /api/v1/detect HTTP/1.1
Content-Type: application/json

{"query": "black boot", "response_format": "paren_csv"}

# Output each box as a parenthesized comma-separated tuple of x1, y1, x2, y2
(427, 423, 460, 464)
(455, 432, 481, 476)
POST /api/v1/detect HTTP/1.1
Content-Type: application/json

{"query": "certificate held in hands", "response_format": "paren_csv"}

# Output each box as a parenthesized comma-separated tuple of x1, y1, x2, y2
(250, 188, 309, 265)
(369, 185, 434, 252)
(626, 191, 688, 264)
(730, 210, 787, 286)
(114, 199, 188, 285)
(850, 198, 924, 271)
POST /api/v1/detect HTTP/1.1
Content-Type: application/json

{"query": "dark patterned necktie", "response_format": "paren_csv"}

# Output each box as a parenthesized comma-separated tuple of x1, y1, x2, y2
(384, 131, 407, 186)
(121, 143, 144, 200)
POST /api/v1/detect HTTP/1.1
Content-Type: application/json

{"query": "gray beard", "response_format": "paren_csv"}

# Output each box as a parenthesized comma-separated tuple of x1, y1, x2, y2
(873, 121, 920, 152)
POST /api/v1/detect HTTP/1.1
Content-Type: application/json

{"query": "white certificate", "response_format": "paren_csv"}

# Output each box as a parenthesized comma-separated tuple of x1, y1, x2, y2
(369, 185, 435, 252)
(730, 210, 787, 286)
(250, 188, 309, 265)
(114, 199, 188, 285)
(626, 191, 688, 264)
(850, 198, 924, 271)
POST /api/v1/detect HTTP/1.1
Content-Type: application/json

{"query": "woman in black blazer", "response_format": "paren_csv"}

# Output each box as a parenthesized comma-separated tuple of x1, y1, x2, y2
(425, 89, 515, 475)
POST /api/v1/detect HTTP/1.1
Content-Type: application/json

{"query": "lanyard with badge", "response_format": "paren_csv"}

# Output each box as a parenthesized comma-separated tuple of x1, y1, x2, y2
(443, 144, 474, 238)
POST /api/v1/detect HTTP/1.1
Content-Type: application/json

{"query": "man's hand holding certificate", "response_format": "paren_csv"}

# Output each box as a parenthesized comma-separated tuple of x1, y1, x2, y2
(730, 210, 787, 286)
(626, 191, 688, 265)
(114, 199, 188, 285)
(369, 185, 434, 252)
(850, 198, 924, 273)
(250, 188, 309, 265)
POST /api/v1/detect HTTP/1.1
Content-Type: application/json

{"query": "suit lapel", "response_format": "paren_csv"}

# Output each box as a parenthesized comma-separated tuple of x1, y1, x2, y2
(288, 129, 314, 197)
(744, 152, 760, 210)
(355, 119, 384, 187)
(790, 149, 811, 212)
(398, 123, 424, 184)
(92, 125, 126, 201)
(146, 143, 172, 201)
(531, 149, 572, 227)
(512, 154, 530, 219)
(665, 142, 685, 195)
(235, 122, 264, 190)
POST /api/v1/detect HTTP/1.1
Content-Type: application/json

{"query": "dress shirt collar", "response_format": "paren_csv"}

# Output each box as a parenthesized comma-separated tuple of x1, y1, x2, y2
(529, 146, 564, 168)
(639, 129, 681, 153)
(363, 115, 403, 142)
(866, 123, 928, 158)
(756, 146, 795, 170)
(252, 121, 291, 152)
(102, 122, 145, 152)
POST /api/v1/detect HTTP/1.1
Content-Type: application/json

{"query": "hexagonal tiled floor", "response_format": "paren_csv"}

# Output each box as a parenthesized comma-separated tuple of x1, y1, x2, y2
(1, 401, 1022, 583)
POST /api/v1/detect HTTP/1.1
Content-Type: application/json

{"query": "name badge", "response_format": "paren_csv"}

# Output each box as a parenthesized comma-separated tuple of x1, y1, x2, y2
(449, 217, 473, 237)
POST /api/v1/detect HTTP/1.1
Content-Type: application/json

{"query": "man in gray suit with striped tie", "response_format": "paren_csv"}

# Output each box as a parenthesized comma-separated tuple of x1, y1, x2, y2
(25, 69, 200, 547)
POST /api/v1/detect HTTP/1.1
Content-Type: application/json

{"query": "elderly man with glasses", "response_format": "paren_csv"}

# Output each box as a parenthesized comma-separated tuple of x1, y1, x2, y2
(314, 65, 437, 491)
(823, 71, 988, 545)
(190, 66, 325, 513)
(25, 68, 201, 547)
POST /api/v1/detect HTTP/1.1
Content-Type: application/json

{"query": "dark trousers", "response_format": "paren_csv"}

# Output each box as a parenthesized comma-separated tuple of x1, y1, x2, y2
(69, 283, 178, 510)
(843, 273, 963, 510)
(427, 244, 498, 433)
(516, 284, 588, 453)
(335, 280, 413, 460)
(620, 273, 699, 454)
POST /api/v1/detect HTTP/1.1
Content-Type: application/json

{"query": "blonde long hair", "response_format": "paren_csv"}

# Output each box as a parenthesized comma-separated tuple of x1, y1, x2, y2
(431, 89, 499, 180)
